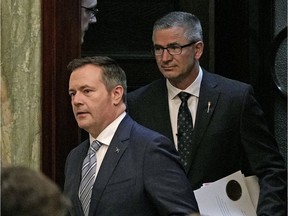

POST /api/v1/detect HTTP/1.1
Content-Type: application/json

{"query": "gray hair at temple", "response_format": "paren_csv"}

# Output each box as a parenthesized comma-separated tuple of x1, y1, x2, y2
(67, 56, 127, 103)
(1, 166, 71, 216)
(153, 11, 203, 42)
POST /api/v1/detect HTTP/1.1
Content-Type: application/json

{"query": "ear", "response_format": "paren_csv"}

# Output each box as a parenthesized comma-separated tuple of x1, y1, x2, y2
(194, 41, 204, 60)
(112, 85, 124, 106)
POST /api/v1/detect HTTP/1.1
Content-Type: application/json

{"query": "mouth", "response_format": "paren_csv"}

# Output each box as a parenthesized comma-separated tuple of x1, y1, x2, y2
(76, 111, 89, 117)
(161, 66, 175, 71)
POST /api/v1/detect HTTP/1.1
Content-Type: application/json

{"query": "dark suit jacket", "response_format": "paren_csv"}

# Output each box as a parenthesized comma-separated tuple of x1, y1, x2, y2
(127, 70, 287, 216)
(64, 114, 198, 216)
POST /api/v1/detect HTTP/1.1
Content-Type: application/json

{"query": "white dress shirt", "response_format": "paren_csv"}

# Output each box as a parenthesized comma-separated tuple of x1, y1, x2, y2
(167, 67, 203, 149)
(89, 111, 126, 177)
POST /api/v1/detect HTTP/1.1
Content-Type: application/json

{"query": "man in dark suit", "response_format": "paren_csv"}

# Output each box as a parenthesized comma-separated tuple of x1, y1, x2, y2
(64, 56, 199, 216)
(127, 11, 286, 215)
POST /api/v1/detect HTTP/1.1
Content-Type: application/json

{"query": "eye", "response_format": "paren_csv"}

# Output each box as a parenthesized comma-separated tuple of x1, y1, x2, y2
(69, 91, 75, 97)
(154, 46, 162, 51)
(83, 89, 91, 94)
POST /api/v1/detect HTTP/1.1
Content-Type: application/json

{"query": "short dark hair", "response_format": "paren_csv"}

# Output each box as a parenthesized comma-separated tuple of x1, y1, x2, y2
(67, 56, 127, 102)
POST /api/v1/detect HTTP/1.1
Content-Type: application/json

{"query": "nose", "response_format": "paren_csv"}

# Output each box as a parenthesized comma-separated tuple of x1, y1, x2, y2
(71, 92, 83, 106)
(90, 16, 97, 24)
(161, 49, 173, 62)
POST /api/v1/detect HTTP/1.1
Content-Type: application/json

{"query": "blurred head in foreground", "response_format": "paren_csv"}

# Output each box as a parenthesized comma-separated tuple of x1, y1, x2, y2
(1, 166, 71, 216)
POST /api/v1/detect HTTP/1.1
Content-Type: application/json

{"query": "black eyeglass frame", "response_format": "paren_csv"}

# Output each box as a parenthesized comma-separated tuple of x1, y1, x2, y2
(81, 5, 99, 17)
(152, 41, 199, 56)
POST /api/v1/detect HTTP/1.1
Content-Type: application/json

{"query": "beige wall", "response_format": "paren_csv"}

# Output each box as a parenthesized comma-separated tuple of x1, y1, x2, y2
(1, 0, 41, 169)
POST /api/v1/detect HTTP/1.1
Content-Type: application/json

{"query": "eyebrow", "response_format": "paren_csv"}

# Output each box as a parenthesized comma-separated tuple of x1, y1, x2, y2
(154, 42, 180, 47)
(68, 85, 94, 92)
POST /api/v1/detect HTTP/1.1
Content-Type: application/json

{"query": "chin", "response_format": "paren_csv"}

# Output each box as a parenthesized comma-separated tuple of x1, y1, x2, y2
(162, 72, 178, 80)
(77, 122, 89, 130)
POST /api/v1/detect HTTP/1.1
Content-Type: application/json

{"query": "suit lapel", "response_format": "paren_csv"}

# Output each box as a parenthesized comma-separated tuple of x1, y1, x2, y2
(88, 115, 131, 215)
(186, 71, 220, 172)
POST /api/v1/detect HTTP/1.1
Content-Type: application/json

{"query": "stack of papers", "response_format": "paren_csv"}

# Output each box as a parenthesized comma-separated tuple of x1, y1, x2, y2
(194, 171, 259, 216)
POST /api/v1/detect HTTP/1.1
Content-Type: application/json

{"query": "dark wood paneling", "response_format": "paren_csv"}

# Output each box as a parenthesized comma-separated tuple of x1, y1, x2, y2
(81, 0, 179, 91)
(214, 0, 275, 127)
(41, 0, 81, 187)
(82, 0, 177, 55)
(214, 0, 250, 82)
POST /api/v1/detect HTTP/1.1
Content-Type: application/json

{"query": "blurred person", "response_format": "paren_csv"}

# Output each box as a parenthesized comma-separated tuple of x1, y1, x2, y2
(81, 0, 98, 43)
(127, 11, 287, 216)
(1, 166, 71, 216)
(64, 56, 199, 216)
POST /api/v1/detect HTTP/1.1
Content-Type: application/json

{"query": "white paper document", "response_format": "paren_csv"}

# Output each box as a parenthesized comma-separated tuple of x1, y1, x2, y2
(194, 171, 259, 216)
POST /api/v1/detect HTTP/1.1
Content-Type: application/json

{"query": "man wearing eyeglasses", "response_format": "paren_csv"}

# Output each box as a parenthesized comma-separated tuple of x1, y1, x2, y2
(127, 11, 286, 216)
(81, 0, 98, 43)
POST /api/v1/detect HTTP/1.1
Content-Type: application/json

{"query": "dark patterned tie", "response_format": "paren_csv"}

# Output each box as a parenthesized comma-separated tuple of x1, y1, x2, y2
(79, 140, 102, 216)
(177, 92, 193, 171)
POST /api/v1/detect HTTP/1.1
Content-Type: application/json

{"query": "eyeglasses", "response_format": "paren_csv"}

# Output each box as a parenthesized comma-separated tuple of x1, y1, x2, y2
(81, 5, 99, 18)
(152, 41, 198, 56)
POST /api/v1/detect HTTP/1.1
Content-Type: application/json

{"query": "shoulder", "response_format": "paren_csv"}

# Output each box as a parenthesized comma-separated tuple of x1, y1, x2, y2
(116, 115, 175, 152)
(203, 70, 253, 95)
(127, 79, 167, 112)
(128, 79, 166, 99)
(130, 118, 173, 147)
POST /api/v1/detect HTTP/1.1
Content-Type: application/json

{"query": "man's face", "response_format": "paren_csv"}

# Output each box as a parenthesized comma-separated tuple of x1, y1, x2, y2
(152, 26, 202, 89)
(69, 64, 116, 137)
(81, 0, 97, 43)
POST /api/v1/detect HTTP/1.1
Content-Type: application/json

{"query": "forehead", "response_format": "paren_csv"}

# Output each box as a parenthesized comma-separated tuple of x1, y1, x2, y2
(70, 64, 102, 84)
(153, 26, 186, 44)
(82, 0, 97, 7)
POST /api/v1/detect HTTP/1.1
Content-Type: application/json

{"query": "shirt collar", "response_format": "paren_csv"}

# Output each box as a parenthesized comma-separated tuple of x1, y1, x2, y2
(89, 112, 126, 146)
(167, 67, 203, 100)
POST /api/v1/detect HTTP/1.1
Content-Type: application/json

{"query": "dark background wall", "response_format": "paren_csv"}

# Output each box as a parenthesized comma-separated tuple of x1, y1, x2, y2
(42, 0, 287, 187)
(272, 0, 287, 164)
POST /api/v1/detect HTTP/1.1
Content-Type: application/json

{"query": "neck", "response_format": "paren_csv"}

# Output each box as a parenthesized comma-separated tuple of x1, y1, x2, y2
(89, 103, 126, 138)
(171, 70, 199, 90)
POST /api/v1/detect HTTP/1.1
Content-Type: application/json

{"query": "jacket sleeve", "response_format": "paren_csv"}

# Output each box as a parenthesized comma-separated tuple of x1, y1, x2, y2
(240, 85, 287, 216)
(143, 134, 199, 215)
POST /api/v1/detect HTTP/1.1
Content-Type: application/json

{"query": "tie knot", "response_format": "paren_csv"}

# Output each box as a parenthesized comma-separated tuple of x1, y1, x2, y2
(178, 92, 191, 102)
(91, 140, 102, 152)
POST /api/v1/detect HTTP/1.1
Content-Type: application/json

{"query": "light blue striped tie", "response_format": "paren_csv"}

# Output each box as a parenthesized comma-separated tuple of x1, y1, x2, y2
(79, 140, 102, 216)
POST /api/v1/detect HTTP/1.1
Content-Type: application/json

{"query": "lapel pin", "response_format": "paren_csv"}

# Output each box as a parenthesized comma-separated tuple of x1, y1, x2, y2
(207, 101, 211, 113)
(115, 147, 120, 153)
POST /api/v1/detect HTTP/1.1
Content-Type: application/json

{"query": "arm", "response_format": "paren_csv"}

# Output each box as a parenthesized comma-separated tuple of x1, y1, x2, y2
(143, 135, 199, 215)
(240, 86, 287, 216)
